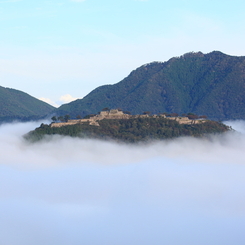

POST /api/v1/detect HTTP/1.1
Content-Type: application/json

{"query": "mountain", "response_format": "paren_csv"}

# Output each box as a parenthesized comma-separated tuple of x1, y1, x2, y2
(56, 51, 245, 120)
(0, 86, 54, 122)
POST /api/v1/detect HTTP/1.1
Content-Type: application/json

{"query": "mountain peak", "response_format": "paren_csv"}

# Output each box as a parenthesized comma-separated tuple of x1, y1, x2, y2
(180, 51, 205, 58)
(56, 51, 245, 121)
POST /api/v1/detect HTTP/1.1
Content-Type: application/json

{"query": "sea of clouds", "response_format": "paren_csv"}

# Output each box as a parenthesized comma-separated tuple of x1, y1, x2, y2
(0, 120, 245, 245)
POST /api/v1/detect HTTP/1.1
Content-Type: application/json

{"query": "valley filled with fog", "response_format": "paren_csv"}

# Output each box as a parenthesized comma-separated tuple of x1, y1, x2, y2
(1, 120, 245, 245)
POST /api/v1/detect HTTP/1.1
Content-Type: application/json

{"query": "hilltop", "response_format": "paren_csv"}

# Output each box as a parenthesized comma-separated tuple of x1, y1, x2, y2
(25, 109, 230, 143)
(0, 86, 55, 122)
(51, 109, 207, 128)
(55, 51, 245, 121)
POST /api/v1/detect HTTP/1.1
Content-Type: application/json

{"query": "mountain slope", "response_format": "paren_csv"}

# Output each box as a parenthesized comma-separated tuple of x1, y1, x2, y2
(56, 51, 245, 120)
(0, 86, 54, 122)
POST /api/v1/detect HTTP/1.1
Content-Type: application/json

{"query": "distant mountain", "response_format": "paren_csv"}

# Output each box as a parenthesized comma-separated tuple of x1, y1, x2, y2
(0, 86, 54, 122)
(56, 51, 245, 120)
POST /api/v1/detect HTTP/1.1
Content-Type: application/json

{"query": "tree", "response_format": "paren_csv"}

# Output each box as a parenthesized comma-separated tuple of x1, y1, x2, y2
(58, 116, 65, 122)
(51, 116, 57, 122)
(64, 114, 70, 122)
(187, 114, 198, 120)
(40, 123, 49, 129)
(84, 114, 96, 119)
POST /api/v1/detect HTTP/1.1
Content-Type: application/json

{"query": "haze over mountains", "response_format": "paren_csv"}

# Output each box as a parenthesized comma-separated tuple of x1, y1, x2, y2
(56, 51, 245, 121)
(1, 51, 245, 122)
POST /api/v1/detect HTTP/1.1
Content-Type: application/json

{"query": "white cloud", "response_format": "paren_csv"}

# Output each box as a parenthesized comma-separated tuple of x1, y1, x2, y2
(59, 94, 78, 104)
(0, 121, 245, 245)
(39, 97, 59, 108)
(39, 94, 78, 107)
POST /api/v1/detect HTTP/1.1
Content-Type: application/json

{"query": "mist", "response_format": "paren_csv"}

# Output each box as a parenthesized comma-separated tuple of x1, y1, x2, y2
(1, 120, 245, 245)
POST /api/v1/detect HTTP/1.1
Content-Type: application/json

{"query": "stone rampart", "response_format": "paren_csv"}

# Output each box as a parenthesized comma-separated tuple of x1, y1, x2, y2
(51, 110, 207, 128)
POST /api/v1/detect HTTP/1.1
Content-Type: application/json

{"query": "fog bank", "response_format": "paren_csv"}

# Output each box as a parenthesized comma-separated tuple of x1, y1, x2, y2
(1, 120, 245, 167)
(0, 120, 245, 245)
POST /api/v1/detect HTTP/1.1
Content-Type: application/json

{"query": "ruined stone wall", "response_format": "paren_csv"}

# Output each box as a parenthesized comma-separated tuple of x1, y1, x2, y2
(51, 119, 90, 128)
(167, 116, 207, 124)
(51, 110, 207, 128)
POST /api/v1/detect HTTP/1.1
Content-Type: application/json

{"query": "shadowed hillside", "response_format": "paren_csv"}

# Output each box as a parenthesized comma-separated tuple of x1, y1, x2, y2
(0, 86, 54, 122)
(56, 51, 245, 120)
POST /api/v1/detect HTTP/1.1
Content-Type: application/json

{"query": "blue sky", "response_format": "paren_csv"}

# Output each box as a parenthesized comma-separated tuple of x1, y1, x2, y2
(0, 0, 245, 106)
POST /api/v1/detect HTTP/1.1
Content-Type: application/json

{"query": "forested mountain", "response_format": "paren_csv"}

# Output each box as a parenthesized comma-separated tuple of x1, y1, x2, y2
(56, 51, 245, 120)
(0, 86, 54, 122)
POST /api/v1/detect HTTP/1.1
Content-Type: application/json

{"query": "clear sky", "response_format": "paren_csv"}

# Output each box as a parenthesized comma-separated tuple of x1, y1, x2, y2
(1, 0, 245, 106)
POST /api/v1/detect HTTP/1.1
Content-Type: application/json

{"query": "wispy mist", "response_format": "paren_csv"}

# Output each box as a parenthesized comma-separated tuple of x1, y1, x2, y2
(0, 121, 245, 245)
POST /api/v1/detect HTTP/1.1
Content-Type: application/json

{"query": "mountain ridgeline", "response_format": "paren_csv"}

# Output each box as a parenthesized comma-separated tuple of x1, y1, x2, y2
(0, 86, 54, 122)
(56, 51, 245, 120)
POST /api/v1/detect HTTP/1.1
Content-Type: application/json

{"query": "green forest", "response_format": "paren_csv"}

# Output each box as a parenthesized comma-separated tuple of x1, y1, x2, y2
(25, 117, 230, 143)
(56, 51, 245, 120)
(0, 86, 54, 122)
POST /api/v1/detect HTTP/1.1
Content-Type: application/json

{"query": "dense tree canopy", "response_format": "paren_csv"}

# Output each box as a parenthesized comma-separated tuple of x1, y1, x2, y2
(25, 117, 230, 143)
(0, 86, 54, 122)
